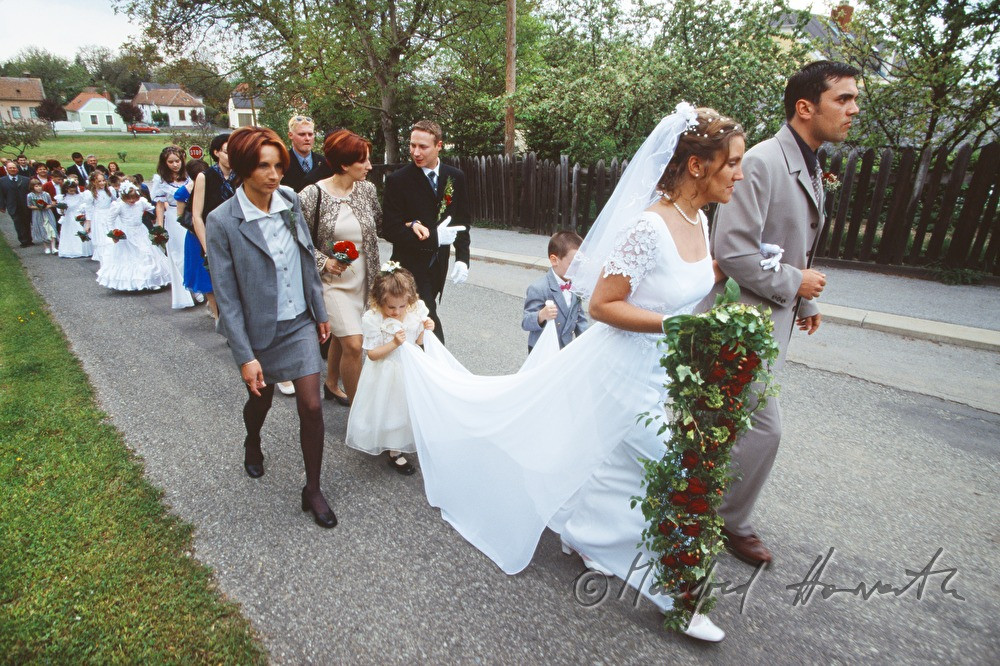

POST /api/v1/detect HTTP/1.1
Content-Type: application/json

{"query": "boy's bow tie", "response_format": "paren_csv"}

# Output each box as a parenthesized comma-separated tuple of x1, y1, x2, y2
(560, 282, 572, 291)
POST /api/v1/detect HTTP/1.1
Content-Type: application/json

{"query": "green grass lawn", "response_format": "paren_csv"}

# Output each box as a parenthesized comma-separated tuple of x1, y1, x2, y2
(0, 237, 267, 663)
(25, 135, 181, 182)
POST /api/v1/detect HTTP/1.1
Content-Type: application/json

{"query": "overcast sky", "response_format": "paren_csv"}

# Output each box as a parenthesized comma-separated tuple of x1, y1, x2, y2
(1, 0, 824, 63)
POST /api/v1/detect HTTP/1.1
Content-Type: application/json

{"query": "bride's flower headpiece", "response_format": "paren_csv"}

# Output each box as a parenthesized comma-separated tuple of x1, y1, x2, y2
(380, 260, 402, 275)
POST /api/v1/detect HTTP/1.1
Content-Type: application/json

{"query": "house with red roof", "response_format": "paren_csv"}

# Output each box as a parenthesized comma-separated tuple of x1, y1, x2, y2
(132, 82, 205, 127)
(0, 77, 45, 125)
(64, 89, 126, 132)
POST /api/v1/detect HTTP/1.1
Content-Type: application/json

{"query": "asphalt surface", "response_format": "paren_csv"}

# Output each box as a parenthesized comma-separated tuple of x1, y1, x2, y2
(4, 219, 999, 664)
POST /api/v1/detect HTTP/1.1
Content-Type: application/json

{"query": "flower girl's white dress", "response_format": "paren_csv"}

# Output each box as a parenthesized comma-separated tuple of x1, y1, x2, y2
(346, 299, 431, 455)
(57, 192, 92, 258)
(96, 199, 172, 291)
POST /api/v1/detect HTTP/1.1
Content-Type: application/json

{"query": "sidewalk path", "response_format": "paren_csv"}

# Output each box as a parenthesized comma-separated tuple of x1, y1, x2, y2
(463, 228, 1000, 350)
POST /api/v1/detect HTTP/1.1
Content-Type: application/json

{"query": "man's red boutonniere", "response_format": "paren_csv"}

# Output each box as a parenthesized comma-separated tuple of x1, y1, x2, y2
(822, 172, 841, 193)
(438, 179, 454, 220)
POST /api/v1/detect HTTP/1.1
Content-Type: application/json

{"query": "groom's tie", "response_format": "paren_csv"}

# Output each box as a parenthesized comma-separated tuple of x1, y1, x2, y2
(810, 163, 823, 204)
(427, 171, 437, 195)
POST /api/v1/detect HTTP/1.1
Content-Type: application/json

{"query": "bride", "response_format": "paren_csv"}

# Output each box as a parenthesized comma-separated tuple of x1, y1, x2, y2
(397, 103, 745, 642)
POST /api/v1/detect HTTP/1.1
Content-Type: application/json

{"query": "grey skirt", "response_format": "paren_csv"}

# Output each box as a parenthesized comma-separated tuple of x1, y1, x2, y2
(254, 310, 324, 384)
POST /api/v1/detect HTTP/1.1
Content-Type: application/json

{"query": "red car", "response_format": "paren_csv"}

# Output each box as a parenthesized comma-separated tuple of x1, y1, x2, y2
(127, 122, 161, 134)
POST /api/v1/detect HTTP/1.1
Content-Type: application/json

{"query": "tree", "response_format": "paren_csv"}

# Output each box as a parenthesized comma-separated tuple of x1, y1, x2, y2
(0, 47, 90, 104)
(75, 46, 152, 100)
(36, 98, 67, 125)
(833, 0, 1000, 152)
(114, 0, 503, 162)
(116, 101, 144, 125)
(153, 57, 230, 122)
(0, 121, 50, 159)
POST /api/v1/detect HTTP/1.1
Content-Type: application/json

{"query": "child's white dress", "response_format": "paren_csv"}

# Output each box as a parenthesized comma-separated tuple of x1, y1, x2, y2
(346, 300, 431, 455)
(57, 192, 93, 258)
(96, 199, 172, 291)
(87, 189, 116, 263)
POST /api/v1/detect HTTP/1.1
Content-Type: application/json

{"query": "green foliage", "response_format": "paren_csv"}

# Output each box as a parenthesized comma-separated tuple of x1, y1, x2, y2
(0, 47, 91, 105)
(154, 58, 231, 119)
(35, 98, 66, 124)
(929, 263, 987, 285)
(74, 45, 152, 100)
(150, 111, 169, 126)
(634, 279, 780, 631)
(0, 121, 50, 159)
(834, 0, 1000, 152)
(0, 241, 265, 663)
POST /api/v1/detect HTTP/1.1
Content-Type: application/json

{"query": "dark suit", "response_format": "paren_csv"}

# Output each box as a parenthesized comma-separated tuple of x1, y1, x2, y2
(17, 166, 32, 179)
(381, 162, 470, 342)
(0, 174, 33, 245)
(282, 151, 332, 193)
(65, 164, 89, 186)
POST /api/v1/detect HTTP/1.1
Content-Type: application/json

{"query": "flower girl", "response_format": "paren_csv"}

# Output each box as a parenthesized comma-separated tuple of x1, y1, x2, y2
(26, 179, 58, 254)
(86, 172, 116, 263)
(95, 181, 172, 292)
(345, 262, 434, 475)
(57, 178, 92, 258)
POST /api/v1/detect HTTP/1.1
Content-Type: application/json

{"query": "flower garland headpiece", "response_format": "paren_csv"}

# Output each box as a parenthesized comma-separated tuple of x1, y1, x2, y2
(380, 260, 402, 275)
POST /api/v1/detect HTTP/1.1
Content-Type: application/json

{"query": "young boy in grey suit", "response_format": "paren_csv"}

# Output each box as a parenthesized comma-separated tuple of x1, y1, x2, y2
(522, 231, 589, 352)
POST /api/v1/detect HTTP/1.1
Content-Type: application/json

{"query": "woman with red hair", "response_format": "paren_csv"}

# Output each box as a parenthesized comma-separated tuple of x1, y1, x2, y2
(298, 129, 381, 413)
(205, 126, 336, 528)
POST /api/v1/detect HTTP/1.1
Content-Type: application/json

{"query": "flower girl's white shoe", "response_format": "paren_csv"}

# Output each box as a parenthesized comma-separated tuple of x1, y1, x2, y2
(682, 613, 725, 642)
(560, 539, 613, 576)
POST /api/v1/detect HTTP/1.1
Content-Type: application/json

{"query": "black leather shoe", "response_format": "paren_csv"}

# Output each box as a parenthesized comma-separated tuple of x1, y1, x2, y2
(301, 488, 338, 528)
(387, 453, 416, 476)
(244, 438, 264, 478)
(323, 384, 350, 406)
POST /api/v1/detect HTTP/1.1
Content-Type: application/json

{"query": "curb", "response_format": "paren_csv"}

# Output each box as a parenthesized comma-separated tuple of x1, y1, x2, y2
(468, 247, 1000, 353)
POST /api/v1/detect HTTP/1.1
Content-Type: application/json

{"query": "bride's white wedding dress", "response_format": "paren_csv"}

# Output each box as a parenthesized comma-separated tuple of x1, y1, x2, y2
(398, 209, 714, 611)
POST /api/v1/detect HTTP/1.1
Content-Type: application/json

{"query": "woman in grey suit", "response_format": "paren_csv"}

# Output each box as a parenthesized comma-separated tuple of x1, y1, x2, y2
(206, 126, 337, 528)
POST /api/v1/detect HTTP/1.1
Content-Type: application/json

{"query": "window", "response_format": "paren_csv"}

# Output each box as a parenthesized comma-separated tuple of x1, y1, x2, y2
(91, 114, 99, 125)
(106, 115, 113, 125)
(29, 107, 38, 119)
(179, 109, 186, 121)
(11, 106, 21, 119)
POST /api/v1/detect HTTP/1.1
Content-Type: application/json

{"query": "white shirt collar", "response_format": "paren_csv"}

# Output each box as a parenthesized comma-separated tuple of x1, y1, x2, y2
(236, 185, 291, 222)
(420, 159, 441, 178)
(551, 269, 569, 286)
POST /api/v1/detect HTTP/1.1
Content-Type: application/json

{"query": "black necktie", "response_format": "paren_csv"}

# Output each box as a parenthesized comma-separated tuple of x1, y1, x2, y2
(427, 171, 437, 194)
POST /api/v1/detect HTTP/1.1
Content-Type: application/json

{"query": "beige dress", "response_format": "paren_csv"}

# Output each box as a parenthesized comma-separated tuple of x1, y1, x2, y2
(300, 181, 382, 338)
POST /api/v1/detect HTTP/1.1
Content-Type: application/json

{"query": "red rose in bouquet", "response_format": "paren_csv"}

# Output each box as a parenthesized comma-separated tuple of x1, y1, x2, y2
(107, 229, 126, 243)
(670, 491, 690, 506)
(658, 520, 677, 536)
(329, 240, 359, 270)
(680, 522, 701, 538)
(681, 449, 699, 469)
(687, 477, 709, 495)
(686, 497, 710, 514)
(679, 551, 701, 566)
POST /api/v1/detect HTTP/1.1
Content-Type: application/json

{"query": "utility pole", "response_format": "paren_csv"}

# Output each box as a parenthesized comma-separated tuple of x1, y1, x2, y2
(504, 0, 516, 156)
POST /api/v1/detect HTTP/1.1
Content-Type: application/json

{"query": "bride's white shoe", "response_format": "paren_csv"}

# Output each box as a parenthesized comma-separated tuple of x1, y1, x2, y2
(681, 613, 725, 642)
(560, 539, 614, 576)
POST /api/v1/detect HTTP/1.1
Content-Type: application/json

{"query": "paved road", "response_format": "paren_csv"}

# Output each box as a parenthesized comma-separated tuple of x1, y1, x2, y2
(5, 222, 999, 664)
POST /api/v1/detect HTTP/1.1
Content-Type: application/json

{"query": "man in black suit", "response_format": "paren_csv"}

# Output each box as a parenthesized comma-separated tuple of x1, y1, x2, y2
(382, 119, 470, 343)
(281, 115, 332, 192)
(65, 152, 89, 186)
(15, 155, 33, 178)
(0, 161, 34, 246)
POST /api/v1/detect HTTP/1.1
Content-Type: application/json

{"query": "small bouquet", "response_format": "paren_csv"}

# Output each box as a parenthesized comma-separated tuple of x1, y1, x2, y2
(56, 202, 68, 211)
(148, 225, 169, 251)
(438, 179, 454, 220)
(107, 229, 127, 244)
(76, 230, 91, 242)
(822, 171, 841, 193)
(328, 240, 359, 272)
(75, 213, 87, 222)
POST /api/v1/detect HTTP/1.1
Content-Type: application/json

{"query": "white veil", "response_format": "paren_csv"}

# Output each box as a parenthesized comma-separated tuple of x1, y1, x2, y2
(566, 102, 699, 299)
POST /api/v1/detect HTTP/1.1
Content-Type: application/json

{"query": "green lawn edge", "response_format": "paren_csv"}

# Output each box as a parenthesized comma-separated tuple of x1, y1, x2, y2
(0, 236, 267, 664)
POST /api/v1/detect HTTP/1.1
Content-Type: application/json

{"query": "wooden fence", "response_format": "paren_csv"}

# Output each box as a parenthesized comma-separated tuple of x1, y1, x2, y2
(370, 140, 999, 274)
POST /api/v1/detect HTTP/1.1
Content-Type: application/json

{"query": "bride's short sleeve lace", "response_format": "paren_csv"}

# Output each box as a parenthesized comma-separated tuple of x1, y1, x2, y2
(603, 217, 659, 290)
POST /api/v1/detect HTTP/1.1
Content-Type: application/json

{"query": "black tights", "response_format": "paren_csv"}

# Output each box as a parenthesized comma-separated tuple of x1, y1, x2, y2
(243, 373, 328, 510)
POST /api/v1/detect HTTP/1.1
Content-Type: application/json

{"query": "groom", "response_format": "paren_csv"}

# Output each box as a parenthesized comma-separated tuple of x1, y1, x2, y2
(706, 60, 859, 565)
(382, 119, 470, 343)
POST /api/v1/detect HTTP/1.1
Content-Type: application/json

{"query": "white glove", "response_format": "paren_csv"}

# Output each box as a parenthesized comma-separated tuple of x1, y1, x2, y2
(436, 215, 467, 246)
(759, 242, 784, 272)
(450, 261, 469, 284)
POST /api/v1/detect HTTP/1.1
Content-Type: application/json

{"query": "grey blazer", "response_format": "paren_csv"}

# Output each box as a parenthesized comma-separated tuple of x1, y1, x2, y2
(206, 186, 328, 367)
(522, 271, 589, 349)
(701, 124, 825, 370)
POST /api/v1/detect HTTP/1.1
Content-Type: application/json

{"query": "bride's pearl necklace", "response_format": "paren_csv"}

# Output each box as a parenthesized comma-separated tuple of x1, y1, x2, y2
(661, 193, 701, 226)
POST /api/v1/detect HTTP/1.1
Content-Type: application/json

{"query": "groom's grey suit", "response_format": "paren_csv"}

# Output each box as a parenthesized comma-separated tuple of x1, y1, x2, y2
(700, 124, 825, 537)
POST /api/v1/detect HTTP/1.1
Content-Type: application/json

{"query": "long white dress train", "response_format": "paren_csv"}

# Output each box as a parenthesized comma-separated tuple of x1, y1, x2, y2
(399, 211, 714, 609)
(151, 176, 195, 309)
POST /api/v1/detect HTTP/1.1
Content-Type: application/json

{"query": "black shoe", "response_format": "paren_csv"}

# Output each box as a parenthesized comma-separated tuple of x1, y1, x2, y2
(20, 242, 33, 248)
(244, 438, 264, 478)
(323, 384, 350, 406)
(301, 487, 338, 528)
(387, 452, 416, 476)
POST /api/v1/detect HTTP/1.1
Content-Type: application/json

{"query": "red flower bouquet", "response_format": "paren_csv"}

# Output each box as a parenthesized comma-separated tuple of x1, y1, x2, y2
(148, 225, 169, 251)
(107, 229, 127, 243)
(328, 240, 359, 266)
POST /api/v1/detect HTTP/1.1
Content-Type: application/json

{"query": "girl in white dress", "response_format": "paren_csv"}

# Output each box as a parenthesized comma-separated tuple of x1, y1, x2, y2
(151, 146, 195, 309)
(57, 179, 92, 258)
(96, 181, 172, 291)
(85, 172, 116, 264)
(395, 104, 743, 642)
(346, 263, 435, 475)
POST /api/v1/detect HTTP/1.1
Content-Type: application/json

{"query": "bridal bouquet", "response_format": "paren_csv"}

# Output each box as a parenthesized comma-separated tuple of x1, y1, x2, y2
(633, 278, 779, 632)
(148, 225, 169, 251)
(107, 229, 127, 243)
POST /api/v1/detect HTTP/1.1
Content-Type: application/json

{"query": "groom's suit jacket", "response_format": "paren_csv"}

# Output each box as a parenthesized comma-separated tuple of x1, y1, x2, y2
(522, 270, 589, 349)
(701, 124, 825, 371)
(381, 162, 470, 300)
